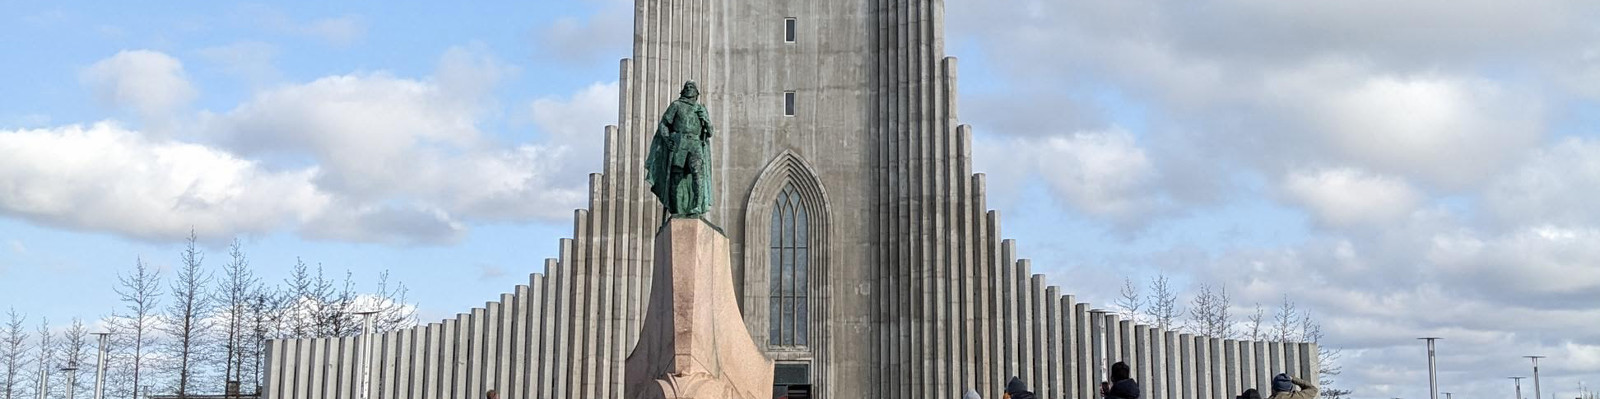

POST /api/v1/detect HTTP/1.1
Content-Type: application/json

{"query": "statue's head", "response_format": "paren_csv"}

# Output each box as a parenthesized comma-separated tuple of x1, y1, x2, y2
(680, 80, 700, 100)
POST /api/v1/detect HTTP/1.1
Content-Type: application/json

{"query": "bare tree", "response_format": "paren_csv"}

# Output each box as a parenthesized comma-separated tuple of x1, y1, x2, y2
(98, 316, 131, 399)
(59, 319, 91, 399)
(32, 318, 54, 399)
(1115, 277, 1144, 323)
(1246, 303, 1266, 341)
(112, 257, 161, 399)
(243, 287, 286, 395)
(1186, 283, 1234, 338)
(1272, 295, 1298, 343)
(369, 271, 417, 333)
(323, 270, 360, 337)
(1143, 274, 1181, 331)
(216, 238, 258, 386)
(160, 231, 215, 396)
(1300, 314, 1350, 399)
(1, 308, 29, 399)
(281, 258, 320, 338)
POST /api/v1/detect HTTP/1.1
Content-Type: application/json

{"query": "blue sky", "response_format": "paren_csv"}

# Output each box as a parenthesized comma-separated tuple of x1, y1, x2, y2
(4, 1, 1600, 399)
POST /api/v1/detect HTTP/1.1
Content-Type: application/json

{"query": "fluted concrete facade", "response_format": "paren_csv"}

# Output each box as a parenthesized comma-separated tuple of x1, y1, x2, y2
(262, 1, 1319, 398)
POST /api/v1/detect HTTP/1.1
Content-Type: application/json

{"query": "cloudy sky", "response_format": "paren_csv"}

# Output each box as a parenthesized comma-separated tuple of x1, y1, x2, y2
(2, 1, 1598, 398)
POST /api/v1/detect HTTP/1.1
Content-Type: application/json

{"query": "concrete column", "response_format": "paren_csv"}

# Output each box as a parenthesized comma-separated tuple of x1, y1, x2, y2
(1303, 343, 1320, 384)
(1016, 261, 1034, 388)
(552, 239, 575, 399)
(1149, 328, 1166, 399)
(1120, 320, 1134, 367)
(1090, 310, 1107, 388)
(1210, 338, 1224, 399)
(307, 338, 325, 399)
(500, 294, 517, 397)
(1135, 325, 1151, 397)
(339, 336, 357, 399)
(1239, 340, 1254, 393)
(1267, 342, 1282, 380)
(1075, 304, 1093, 399)
(510, 285, 531, 399)
(262, 340, 280, 399)
(1028, 273, 1045, 396)
(1280, 339, 1292, 379)
(1254, 341, 1269, 395)
(439, 319, 457, 399)
(1224, 340, 1239, 397)
(416, 324, 436, 399)
(1045, 286, 1065, 399)
(1062, 296, 1079, 399)
(455, 313, 472, 399)
(540, 261, 561, 399)
(1000, 239, 1019, 381)
(1179, 334, 1195, 399)
(1105, 314, 1121, 366)
(1194, 336, 1209, 399)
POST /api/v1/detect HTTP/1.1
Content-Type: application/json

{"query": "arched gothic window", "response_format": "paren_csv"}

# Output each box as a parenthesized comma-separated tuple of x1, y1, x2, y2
(769, 184, 808, 347)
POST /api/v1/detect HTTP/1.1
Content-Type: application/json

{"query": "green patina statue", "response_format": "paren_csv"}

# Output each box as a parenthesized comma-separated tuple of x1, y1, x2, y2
(646, 80, 715, 218)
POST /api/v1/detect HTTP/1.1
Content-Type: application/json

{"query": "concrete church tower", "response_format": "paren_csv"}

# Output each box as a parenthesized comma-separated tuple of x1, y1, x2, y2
(261, 1, 1319, 399)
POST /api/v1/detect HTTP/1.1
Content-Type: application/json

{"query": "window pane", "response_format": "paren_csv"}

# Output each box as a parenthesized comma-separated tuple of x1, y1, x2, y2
(797, 299, 809, 346)
(780, 296, 794, 345)
(796, 204, 808, 243)
(797, 249, 808, 292)
(769, 298, 781, 345)
(774, 364, 809, 384)
(783, 200, 795, 248)
(784, 19, 796, 43)
(784, 92, 796, 116)
(770, 247, 781, 296)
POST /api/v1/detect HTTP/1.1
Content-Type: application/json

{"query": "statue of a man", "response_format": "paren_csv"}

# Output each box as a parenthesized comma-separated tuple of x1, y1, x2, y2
(646, 81, 715, 218)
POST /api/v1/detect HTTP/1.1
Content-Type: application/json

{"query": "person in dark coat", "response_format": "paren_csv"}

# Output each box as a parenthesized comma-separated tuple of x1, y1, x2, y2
(1269, 373, 1318, 399)
(1107, 361, 1141, 399)
(1239, 388, 1262, 399)
(1005, 376, 1037, 399)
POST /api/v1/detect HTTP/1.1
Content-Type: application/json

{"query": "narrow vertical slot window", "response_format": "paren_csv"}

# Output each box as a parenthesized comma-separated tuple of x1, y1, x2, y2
(784, 91, 796, 117)
(784, 18, 797, 43)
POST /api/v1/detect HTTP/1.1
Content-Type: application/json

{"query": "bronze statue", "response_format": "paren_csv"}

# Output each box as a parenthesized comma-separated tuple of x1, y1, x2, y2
(646, 81, 714, 218)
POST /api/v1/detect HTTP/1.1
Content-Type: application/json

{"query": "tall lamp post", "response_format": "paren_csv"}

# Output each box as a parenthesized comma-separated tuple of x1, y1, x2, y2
(1526, 356, 1546, 399)
(1420, 338, 1442, 399)
(1443, 392, 1452, 399)
(60, 363, 79, 399)
(1511, 376, 1527, 399)
(91, 332, 108, 399)
(355, 310, 380, 399)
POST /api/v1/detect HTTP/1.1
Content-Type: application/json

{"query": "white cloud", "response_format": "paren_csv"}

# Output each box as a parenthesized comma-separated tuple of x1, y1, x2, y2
(1266, 66, 1544, 188)
(1484, 138, 1600, 228)
(1282, 167, 1423, 228)
(532, 0, 632, 65)
(80, 50, 197, 120)
(976, 129, 1170, 229)
(1, 46, 618, 245)
(943, 2, 1600, 398)
(0, 122, 327, 242)
(529, 81, 619, 177)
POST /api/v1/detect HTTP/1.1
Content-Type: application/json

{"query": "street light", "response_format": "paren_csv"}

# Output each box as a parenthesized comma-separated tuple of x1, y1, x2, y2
(60, 363, 80, 399)
(1444, 392, 1453, 399)
(91, 332, 109, 399)
(1527, 356, 1546, 399)
(1420, 338, 1442, 399)
(355, 310, 380, 399)
(1512, 376, 1527, 399)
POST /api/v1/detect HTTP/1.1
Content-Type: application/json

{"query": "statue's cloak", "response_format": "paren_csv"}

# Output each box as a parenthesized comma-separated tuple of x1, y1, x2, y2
(646, 97, 714, 217)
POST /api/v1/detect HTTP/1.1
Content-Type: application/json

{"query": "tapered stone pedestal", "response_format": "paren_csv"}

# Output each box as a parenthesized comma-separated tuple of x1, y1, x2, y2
(625, 219, 774, 399)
